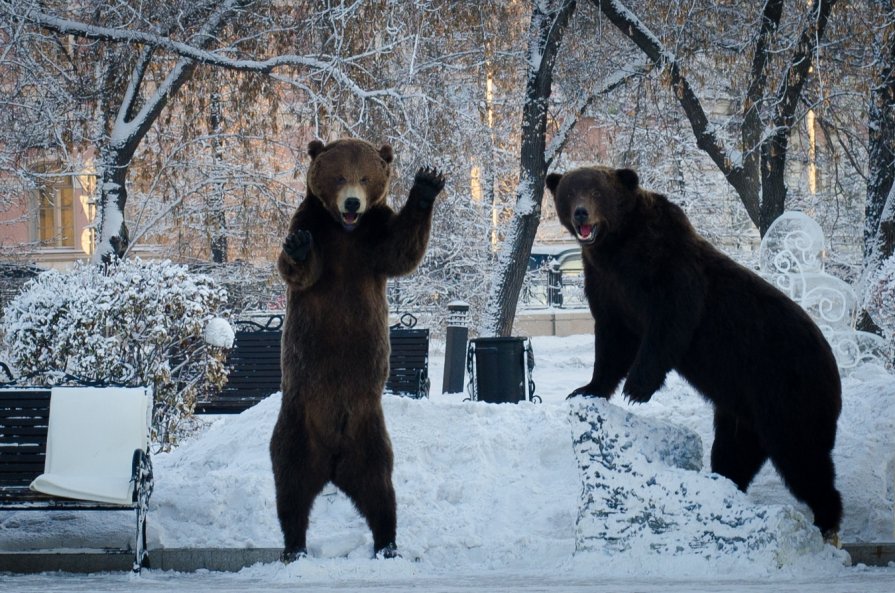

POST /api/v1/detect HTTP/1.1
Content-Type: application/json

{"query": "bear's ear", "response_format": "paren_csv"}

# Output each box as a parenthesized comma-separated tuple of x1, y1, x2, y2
(308, 140, 326, 160)
(617, 168, 639, 191)
(545, 172, 563, 194)
(378, 144, 394, 164)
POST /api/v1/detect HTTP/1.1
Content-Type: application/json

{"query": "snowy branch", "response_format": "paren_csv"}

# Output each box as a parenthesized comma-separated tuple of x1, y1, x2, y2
(591, 0, 746, 194)
(6, 2, 402, 101)
(545, 61, 649, 167)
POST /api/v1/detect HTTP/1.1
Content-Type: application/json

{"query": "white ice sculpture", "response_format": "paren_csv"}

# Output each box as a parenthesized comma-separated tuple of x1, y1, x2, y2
(758, 212, 889, 374)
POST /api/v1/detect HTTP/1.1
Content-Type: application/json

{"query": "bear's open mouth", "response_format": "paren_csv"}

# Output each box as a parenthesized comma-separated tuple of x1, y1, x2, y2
(341, 212, 360, 230)
(576, 223, 598, 244)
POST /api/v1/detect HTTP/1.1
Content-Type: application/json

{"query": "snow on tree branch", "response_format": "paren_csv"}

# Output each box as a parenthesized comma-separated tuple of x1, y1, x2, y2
(545, 61, 648, 167)
(5, 2, 403, 102)
(591, 0, 742, 183)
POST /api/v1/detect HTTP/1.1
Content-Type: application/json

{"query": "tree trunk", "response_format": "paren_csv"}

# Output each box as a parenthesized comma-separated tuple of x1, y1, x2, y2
(95, 149, 130, 262)
(481, 0, 576, 337)
(858, 4, 895, 333)
(207, 91, 229, 263)
(866, 3, 895, 264)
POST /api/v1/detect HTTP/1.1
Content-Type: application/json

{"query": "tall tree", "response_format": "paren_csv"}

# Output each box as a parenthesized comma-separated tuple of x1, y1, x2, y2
(866, 2, 895, 268)
(481, 0, 577, 336)
(2, 0, 417, 263)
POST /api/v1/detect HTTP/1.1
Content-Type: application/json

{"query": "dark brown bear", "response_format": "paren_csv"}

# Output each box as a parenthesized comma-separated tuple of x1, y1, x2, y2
(546, 166, 842, 541)
(272, 138, 444, 562)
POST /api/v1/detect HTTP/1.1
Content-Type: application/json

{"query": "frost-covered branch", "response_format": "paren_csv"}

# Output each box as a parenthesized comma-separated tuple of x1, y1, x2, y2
(545, 61, 648, 167)
(7, 3, 402, 101)
(592, 0, 840, 235)
(591, 0, 749, 201)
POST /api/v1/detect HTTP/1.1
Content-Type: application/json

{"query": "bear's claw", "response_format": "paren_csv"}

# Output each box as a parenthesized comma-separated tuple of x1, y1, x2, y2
(567, 383, 610, 400)
(283, 230, 312, 261)
(281, 547, 308, 564)
(412, 166, 446, 209)
(622, 375, 658, 403)
(375, 542, 401, 559)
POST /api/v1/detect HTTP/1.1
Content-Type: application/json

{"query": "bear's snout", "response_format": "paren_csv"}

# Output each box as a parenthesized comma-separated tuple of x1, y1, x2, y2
(571, 205, 600, 244)
(574, 207, 589, 224)
(338, 189, 367, 231)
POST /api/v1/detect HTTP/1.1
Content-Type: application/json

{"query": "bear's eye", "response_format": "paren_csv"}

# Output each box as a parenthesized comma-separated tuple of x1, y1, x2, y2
(360, 176, 369, 184)
(336, 176, 347, 186)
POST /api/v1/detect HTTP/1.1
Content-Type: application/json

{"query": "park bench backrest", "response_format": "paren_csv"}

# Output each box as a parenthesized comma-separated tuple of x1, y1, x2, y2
(196, 317, 283, 414)
(0, 389, 50, 496)
(385, 327, 430, 399)
(197, 315, 431, 413)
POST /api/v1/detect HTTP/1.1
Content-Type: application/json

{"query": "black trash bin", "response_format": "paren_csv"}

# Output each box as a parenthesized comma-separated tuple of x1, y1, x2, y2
(465, 337, 539, 403)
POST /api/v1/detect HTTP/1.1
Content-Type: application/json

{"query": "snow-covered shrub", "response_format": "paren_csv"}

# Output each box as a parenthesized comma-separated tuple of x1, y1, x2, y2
(865, 254, 895, 360)
(1, 258, 233, 450)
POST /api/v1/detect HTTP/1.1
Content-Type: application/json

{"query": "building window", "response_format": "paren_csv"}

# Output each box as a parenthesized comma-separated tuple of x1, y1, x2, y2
(35, 178, 75, 248)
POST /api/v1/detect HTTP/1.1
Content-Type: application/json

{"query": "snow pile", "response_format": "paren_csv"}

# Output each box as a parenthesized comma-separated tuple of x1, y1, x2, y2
(1, 334, 891, 583)
(203, 317, 235, 349)
(571, 400, 835, 572)
(144, 388, 853, 577)
(152, 393, 580, 569)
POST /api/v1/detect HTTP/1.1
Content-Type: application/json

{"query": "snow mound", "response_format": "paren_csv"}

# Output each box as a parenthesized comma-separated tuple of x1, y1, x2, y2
(151, 393, 581, 570)
(571, 399, 846, 575)
(1, 374, 855, 579)
(146, 391, 848, 577)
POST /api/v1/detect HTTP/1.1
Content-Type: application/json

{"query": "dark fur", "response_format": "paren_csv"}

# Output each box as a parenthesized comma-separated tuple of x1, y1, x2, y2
(546, 166, 842, 537)
(272, 138, 444, 560)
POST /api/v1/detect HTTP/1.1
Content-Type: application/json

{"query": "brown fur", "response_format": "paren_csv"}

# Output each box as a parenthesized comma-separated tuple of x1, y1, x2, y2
(271, 138, 444, 560)
(546, 166, 842, 538)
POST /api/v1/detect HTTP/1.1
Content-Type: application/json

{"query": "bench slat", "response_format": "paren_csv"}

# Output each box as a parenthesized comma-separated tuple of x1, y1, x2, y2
(197, 319, 430, 413)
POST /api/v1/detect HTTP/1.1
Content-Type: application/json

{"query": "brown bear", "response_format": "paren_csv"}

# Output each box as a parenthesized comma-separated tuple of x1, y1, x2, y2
(271, 138, 444, 561)
(546, 166, 843, 541)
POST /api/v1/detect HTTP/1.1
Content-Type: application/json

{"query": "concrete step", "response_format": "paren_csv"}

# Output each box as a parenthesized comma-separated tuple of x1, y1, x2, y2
(0, 543, 891, 574)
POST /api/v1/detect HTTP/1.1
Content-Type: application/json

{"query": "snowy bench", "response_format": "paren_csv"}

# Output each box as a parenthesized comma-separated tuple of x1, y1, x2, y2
(0, 386, 154, 572)
(196, 313, 430, 414)
(196, 315, 284, 414)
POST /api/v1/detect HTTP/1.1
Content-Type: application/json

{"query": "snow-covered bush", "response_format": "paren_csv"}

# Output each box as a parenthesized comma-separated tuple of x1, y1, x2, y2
(1, 258, 233, 450)
(865, 254, 895, 360)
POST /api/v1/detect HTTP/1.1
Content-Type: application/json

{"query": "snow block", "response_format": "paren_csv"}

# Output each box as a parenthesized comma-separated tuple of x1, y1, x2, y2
(570, 399, 838, 569)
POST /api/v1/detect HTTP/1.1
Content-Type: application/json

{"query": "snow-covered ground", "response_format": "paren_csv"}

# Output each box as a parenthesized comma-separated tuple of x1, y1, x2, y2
(2, 334, 894, 592)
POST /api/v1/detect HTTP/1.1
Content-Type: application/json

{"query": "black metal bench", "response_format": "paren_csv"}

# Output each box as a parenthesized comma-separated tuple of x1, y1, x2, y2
(196, 315, 284, 414)
(0, 388, 153, 572)
(385, 314, 430, 399)
(197, 313, 431, 414)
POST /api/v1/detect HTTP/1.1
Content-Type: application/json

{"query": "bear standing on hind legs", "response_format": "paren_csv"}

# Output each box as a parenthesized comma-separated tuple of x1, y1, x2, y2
(272, 138, 444, 562)
(546, 166, 843, 542)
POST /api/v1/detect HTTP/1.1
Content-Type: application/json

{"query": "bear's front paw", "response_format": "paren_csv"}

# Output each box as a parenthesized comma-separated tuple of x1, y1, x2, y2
(566, 383, 611, 400)
(412, 166, 446, 209)
(622, 374, 661, 403)
(283, 230, 312, 261)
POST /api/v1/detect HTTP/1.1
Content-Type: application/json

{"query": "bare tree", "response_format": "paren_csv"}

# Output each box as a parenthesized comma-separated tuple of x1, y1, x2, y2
(479, 0, 577, 337)
(590, 0, 839, 236)
(866, 2, 895, 268)
(1, 0, 420, 263)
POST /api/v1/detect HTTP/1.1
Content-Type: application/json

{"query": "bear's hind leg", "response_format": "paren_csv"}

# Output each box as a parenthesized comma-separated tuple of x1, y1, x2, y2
(332, 414, 398, 558)
(710, 409, 768, 491)
(270, 412, 330, 562)
(769, 444, 842, 539)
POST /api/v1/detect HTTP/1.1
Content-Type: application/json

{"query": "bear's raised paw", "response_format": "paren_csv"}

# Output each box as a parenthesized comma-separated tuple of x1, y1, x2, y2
(412, 166, 445, 209)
